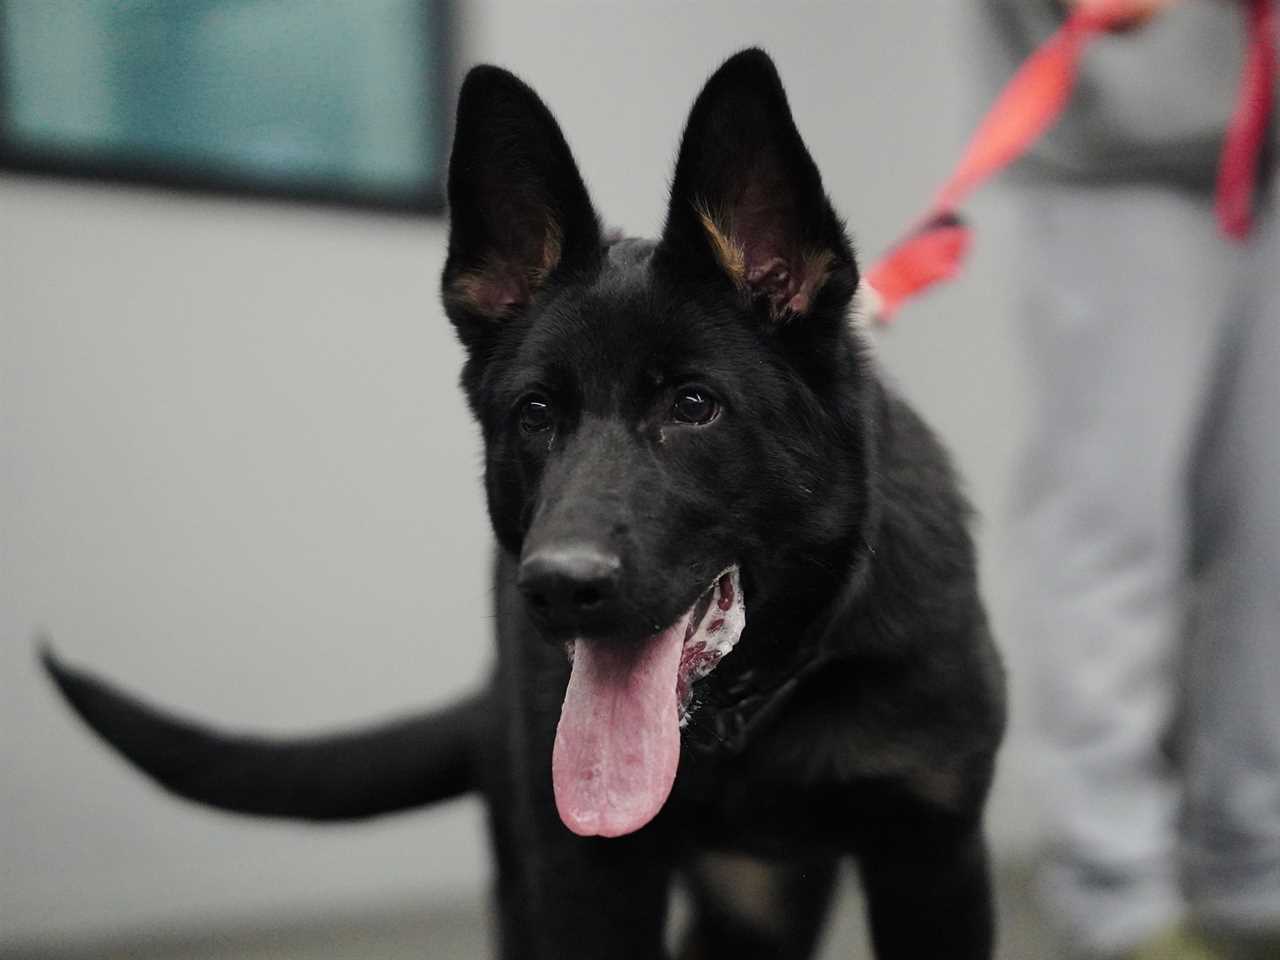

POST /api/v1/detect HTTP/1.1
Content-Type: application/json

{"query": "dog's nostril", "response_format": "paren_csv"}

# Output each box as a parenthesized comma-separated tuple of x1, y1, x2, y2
(518, 543, 622, 628)
(572, 586, 602, 609)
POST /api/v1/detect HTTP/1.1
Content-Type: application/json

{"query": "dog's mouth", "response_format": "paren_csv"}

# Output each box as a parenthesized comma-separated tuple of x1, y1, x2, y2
(551, 566, 745, 838)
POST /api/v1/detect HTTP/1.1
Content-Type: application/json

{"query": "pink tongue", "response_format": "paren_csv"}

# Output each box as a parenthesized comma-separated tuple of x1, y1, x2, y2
(551, 620, 686, 837)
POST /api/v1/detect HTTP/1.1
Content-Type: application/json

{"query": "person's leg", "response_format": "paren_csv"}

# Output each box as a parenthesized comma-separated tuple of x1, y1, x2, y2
(1006, 180, 1240, 957)
(1184, 188, 1280, 954)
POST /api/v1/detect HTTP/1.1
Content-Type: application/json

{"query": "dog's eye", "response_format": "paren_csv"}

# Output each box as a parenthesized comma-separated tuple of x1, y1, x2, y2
(670, 387, 719, 425)
(519, 395, 554, 433)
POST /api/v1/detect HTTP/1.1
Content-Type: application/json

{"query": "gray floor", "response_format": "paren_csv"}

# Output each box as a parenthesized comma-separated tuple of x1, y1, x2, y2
(3, 865, 1054, 959)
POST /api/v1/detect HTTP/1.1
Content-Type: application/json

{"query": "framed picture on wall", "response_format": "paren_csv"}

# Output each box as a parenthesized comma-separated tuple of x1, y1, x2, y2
(0, 0, 452, 213)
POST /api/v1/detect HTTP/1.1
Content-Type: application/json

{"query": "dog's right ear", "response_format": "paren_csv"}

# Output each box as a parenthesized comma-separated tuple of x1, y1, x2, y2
(442, 66, 602, 348)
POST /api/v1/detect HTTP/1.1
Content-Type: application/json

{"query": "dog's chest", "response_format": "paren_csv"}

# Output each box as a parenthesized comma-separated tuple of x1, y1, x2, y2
(670, 727, 870, 857)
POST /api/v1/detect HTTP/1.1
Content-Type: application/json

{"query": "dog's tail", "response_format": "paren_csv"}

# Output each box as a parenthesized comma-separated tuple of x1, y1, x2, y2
(39, 642, 486, 821)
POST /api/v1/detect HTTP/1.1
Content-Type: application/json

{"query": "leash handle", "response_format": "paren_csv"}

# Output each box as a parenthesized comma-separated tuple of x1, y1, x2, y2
(867, 0, 1277, 325)
(1217, 0, 1276, 240)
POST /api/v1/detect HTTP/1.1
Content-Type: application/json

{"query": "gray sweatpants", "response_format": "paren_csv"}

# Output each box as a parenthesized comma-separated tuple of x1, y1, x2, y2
(1007, 178, 1280, 956)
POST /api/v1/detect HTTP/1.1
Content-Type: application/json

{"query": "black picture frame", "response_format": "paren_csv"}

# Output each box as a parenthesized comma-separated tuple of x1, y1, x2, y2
(0, 0, 453, 215)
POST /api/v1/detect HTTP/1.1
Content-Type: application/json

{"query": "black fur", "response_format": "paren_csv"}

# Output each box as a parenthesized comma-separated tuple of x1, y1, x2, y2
(42, 49, 1005, 959)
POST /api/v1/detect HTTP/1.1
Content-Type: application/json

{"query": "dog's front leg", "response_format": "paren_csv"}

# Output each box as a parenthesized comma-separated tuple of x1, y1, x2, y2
(491, 748, 676, 960)
(490, 649, 676, 958)
(507, 819, 674, 960)
(855, 818, 995, 960)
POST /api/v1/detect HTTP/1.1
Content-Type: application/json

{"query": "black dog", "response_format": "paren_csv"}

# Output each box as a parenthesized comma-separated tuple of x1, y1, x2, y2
(44, 49, 1006, 959)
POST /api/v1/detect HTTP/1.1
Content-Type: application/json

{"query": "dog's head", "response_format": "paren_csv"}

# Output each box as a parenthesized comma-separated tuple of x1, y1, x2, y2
(442, 49, 873, 837)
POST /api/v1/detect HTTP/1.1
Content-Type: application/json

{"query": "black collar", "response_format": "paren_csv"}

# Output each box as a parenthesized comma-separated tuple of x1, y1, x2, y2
(684, 638, 837, 756)
(683, 550, 872, 756)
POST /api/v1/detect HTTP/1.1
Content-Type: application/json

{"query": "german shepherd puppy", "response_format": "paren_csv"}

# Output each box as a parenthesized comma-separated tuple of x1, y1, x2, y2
(44, 49, 1006, 960)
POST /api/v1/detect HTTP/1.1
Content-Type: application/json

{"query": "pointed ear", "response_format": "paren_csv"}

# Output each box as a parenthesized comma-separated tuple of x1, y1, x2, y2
(657, 49, 857, 323)
(442, 66, 602, 344)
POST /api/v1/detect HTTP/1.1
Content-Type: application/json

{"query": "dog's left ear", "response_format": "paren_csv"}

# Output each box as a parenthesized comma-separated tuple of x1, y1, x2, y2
(657, 49, 857, 324)
(442, 65, 602, 347)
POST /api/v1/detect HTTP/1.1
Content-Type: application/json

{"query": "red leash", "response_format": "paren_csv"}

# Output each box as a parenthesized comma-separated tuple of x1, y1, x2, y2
(1218, 0, 1277, 239)
(866, 0, 1277, 325)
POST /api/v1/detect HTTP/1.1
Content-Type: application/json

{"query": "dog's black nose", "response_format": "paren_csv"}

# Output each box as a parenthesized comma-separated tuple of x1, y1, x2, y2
(517, 544, 622, 634)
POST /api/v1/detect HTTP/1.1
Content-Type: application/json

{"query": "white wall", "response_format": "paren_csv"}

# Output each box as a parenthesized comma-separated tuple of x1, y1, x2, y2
(1, 1, 1034, 947)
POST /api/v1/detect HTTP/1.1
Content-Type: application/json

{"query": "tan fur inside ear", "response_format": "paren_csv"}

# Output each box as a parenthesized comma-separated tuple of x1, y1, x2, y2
(448, 266, 522, 318)
(692, 200, 835, 319)
(534, 219, 563, 287)
(694, 202, 747, 288)
(788, 248, 834, 316)
(448, 221, 564, 319)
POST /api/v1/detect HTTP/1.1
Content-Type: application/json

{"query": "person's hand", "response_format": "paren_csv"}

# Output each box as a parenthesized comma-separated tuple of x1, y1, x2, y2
(1066, 0, 1181, 30)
